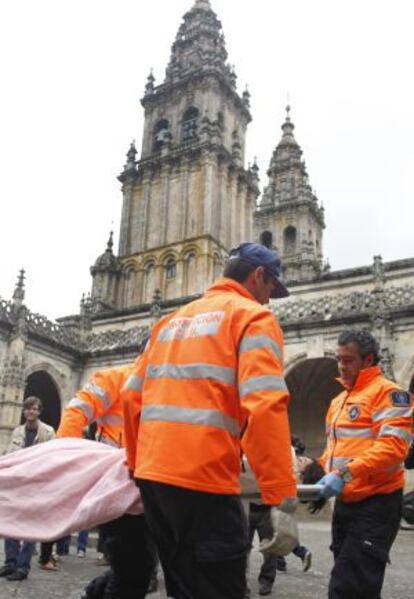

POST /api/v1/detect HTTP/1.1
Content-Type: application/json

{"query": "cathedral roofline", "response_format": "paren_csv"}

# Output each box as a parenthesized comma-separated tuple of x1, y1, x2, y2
(2, 256, 414, 358)
(80, 292, 202, 327)
(285, 256, 414, 289)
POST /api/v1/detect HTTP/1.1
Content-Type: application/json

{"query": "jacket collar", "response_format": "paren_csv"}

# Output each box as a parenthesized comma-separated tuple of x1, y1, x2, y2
(337, 365, 383, 392)
(204, 277, 258, 303)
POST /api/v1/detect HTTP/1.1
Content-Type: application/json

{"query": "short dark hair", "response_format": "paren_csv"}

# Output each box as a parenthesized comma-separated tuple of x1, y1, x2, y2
(337, 329, 380, 365)
(223, 258, 272, 284)
(291, 434, 306, 456)
(23, 396, 42, 412)
(223, 258, 255, 282)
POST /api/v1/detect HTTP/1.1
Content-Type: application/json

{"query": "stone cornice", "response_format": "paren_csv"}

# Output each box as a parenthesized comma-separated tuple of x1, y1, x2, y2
(255, 198, 324, 226)
(141, 69, 251, 122)
(131, 144, 258, 194)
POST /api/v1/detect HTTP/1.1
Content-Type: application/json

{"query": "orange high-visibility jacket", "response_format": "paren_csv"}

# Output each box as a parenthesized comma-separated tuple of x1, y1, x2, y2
(123, 278, 296, 505)
(57, 364, 134, 447)
(320, 366, 413, 502)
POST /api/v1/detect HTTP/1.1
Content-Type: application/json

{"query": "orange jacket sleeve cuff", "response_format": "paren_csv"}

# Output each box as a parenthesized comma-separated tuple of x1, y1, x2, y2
(260, 481, 297, 505)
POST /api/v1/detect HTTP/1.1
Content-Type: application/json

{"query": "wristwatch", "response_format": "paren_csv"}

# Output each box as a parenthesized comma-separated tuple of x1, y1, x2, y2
(338, 466, 353, 483)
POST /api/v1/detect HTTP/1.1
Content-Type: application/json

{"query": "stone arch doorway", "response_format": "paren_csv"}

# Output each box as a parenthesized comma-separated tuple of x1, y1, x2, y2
(286, 357, 342, 457)
(24, 371, 61, 431)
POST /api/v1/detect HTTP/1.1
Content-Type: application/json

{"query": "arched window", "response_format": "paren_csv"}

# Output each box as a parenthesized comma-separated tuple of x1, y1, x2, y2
(284, 226, 297, 255)
(182, 107, 199, 142)
(165, 258, 176, 280)
(153, 119, 170, 152)
(260, 231, 273, 248)
(163, 257, 178, 300)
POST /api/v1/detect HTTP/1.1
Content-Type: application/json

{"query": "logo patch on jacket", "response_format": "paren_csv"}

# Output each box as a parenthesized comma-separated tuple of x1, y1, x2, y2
(157, 311, 225, 341)
(348, 405, 360, 421)
(389, 390, 411, 407)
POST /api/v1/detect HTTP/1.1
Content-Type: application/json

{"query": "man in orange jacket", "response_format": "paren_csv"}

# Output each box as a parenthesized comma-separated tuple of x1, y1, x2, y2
(58, 364, 133, 447)
(57, 363, 157, 599)
(123, 242, 297, 599)
(317, 329, 413, 599)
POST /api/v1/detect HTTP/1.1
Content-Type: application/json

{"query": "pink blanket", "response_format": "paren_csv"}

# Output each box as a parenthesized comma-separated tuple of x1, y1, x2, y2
(0, 438, 143, 541)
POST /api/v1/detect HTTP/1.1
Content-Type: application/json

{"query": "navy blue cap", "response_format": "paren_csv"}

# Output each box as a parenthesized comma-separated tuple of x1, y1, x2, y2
(229, 242, 289, 298)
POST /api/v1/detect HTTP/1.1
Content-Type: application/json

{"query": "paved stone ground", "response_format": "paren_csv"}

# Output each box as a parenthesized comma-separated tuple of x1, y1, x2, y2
(1, 520, 413, 598)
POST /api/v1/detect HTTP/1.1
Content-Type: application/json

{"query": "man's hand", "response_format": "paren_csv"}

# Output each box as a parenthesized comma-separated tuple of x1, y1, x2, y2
(316, 471, 345, 499)
(259, 498, 299, 556)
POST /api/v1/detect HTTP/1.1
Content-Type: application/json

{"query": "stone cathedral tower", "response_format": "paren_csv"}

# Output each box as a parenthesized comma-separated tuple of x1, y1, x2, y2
(254, 107, 325, 282)
(100, 0, 259, 310)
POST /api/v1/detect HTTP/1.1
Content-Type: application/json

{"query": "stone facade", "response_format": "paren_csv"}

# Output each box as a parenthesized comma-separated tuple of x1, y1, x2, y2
(1, 0, 414, 454)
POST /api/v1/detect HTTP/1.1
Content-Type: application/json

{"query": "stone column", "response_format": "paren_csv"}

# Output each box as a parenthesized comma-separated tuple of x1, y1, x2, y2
(0, 311, 28, 453)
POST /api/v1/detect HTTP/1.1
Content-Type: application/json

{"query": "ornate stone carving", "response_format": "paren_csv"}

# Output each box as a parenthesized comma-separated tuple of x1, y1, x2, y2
(150, 289, 162, 323)
(0, 298, 15, 324)
(271, 285, 414, 325)
(0, 354, 26, 390)
(372, 255, 385, 289)
(12, 269, 25, 306)
(379, 346, 395, 381)
(86, 325, 150, 353)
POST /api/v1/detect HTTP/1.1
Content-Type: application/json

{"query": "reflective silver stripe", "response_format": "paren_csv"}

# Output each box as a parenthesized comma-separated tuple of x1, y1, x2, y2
(330, 457, 352, 469)
(378, 424, 413, 444)
(146, 363, 236, 386)
(67, 398, 94, 422)
(334, 427, 375, 439)
(141, 404, 240, 437)
(239, 375, 287, 398)
(239, 335, 283, 362)
(85, 382, 111, 410)
(372, 407, 413, 422)
(124, 374, 144, 392)
(96, 414, 124, 427)
(385, 462, 404, 473)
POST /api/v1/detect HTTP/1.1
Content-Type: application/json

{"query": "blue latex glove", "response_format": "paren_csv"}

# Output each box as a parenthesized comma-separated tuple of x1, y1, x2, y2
(316, 472, 345, 499)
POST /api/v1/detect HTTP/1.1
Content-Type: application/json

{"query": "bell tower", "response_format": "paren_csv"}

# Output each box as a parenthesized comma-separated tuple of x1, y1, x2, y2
(254, 106, 325, 282)
(117, 0, 259, 306)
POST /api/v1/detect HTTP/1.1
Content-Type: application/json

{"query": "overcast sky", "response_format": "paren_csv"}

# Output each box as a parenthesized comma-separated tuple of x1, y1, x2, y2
(0, 0, 413, 320)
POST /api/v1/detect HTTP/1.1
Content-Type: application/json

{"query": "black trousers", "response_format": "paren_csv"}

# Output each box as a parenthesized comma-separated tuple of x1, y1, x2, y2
(99, 513, 157, 599)
(248, 503, 277, 586)
(39, 541, 53, 565)
(329, 489, 402, 599)
(138, 479, 248, 599)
